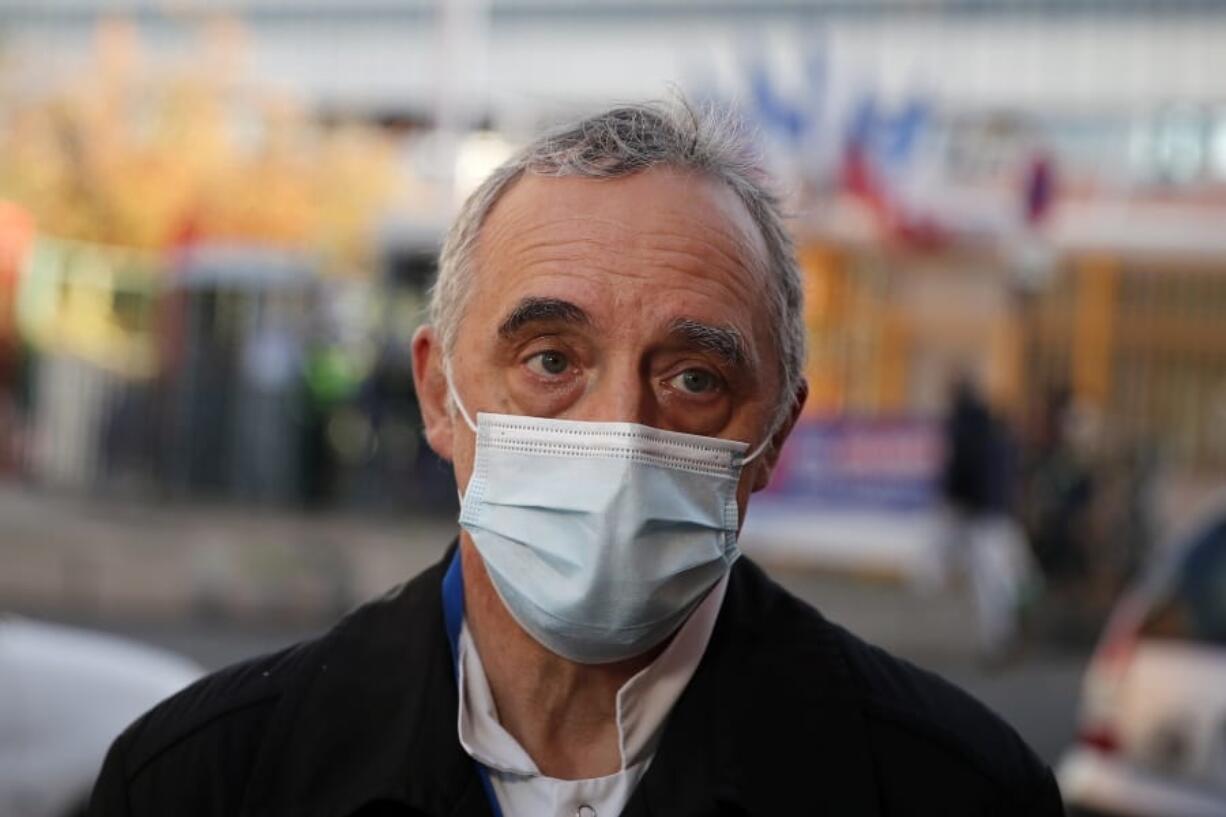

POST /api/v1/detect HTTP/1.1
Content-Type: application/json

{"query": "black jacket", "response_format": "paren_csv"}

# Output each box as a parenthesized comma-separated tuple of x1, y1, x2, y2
(90, 546, 1063, 816)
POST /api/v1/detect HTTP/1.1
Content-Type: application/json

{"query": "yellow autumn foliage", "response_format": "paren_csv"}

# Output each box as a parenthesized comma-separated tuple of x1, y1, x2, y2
(0, 17, 400, 276)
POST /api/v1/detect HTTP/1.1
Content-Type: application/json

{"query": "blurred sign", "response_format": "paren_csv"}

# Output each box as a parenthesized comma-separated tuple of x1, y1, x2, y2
(764, 417, 943, 512)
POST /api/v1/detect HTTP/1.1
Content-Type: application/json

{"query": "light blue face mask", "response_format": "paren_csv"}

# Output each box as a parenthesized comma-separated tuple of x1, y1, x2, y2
(449, 381, 770, 664)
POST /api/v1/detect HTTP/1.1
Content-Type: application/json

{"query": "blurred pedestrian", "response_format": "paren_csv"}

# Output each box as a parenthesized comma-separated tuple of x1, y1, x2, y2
(932, 377, 1037, 664)
(90, 101, 1061, 817)
(1024, 387, 1095, 587)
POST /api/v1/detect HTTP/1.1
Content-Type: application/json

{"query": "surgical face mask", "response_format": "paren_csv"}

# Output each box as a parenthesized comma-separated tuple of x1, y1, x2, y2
(448, 378, 769, 664)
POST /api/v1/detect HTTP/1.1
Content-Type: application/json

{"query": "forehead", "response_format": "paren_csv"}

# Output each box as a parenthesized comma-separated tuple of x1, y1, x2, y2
(467, 168, 772, 338)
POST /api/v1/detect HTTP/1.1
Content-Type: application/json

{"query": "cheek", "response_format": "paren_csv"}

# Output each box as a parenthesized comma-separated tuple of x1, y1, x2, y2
(733, 469, 756, 529)
(451, 422, 479, 497)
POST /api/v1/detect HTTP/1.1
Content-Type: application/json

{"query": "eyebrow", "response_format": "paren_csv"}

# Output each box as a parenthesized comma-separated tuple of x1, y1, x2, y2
(667, 318, 750, 368)
(497, 296, 592, 339)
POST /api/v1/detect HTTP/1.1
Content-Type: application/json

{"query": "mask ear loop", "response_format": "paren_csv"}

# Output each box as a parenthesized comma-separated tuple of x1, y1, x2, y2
(443, 363, 479, 505)
(443, 363, 478, 433)
(741, 435, 772, 465)
(743, 400, 793, 465)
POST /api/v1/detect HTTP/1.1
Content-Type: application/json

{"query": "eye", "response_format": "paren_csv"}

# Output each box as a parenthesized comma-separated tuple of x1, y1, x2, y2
(669, 368, 721, 395)
(525, 350, 571, 377)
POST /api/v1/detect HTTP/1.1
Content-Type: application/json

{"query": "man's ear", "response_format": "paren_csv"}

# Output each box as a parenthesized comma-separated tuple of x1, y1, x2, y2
(751, 377, 808, 492)
(411, 325, 454, 462)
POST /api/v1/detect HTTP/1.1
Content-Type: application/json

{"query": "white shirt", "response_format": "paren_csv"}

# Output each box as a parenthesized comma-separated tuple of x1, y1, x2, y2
(456, 576, 728, 817)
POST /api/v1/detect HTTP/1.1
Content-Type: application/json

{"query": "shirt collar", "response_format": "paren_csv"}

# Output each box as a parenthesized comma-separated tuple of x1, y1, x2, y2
(456, 575, 728, 777)
(615, 574, 728, 767)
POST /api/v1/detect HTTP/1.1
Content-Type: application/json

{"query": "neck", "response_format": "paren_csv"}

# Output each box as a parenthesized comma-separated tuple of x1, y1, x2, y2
(459, 537, 662, 779)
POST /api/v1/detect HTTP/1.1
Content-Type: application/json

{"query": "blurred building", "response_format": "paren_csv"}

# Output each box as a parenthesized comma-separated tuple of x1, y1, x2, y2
(4, 1, 1226, 121)
(1, 0, 1224, 534)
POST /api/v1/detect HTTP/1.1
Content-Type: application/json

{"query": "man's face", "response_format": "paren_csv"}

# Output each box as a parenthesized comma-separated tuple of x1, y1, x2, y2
(414, 167, 804, 522)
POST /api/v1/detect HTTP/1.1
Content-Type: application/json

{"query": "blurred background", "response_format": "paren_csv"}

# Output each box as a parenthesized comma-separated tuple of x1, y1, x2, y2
(2, 2, 1226, 816)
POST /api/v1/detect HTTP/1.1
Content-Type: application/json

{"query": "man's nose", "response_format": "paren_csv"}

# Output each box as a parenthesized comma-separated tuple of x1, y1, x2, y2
(574, 355, 659, 427)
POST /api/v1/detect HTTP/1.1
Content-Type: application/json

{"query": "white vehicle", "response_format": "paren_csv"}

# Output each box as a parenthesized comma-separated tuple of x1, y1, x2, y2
(1059, 509, 1226, 817)
(0, 617, 202, 817)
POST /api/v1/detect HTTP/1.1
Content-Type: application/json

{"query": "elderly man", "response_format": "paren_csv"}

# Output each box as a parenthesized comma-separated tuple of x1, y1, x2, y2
(90, 102, 1062, 817)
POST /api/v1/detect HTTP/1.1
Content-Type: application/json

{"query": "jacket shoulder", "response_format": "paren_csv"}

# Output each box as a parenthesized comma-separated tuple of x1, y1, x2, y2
(89, 579, 407, 817)
(90, 635, 321, 817)
(90, 558, 454, 817)
(127, 637, 315, 774)
(829, 621, 1061, 812)
(731, 558, 1062, 814)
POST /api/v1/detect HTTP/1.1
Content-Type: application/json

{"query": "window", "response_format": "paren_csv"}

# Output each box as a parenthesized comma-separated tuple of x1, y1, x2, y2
(1140, 521, 1226, 646)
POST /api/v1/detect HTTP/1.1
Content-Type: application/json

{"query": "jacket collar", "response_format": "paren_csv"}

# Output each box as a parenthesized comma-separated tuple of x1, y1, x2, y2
(624, 557, 882, 817)
(240, 544, 880, 817)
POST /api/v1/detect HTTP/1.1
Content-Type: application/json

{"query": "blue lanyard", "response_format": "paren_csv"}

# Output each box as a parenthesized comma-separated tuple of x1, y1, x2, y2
(442, 549, 506, 817)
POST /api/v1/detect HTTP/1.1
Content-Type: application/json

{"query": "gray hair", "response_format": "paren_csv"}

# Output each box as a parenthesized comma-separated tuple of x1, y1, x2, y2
(430, 99, 806, 429)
